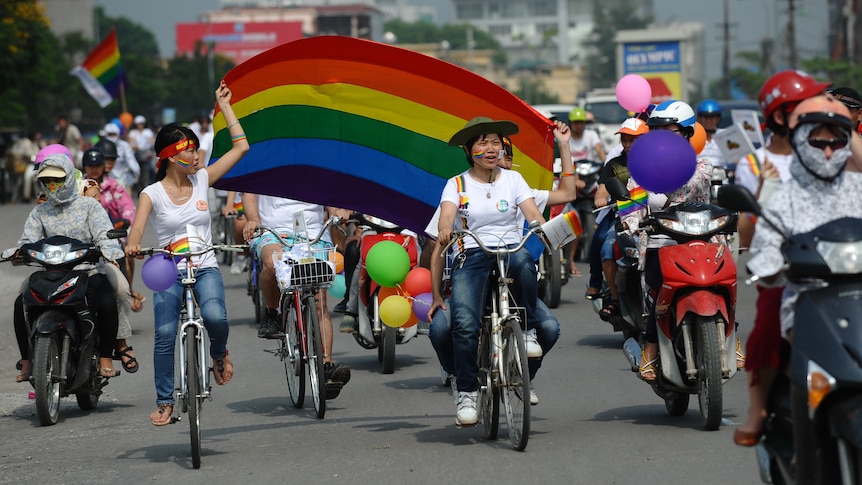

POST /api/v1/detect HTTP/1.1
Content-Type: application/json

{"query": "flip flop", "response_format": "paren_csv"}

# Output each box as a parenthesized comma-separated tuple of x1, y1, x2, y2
(150, 404, 174, 426)
(212, 350, 233, 385)
(114, 346, 139, 373)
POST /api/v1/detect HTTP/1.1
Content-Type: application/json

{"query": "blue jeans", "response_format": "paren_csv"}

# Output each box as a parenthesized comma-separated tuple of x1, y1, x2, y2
(430, 298, 560, 384)
(588, 214, 615, 290)
(152, 267, 229, 405)
(446, 246, 540, 392)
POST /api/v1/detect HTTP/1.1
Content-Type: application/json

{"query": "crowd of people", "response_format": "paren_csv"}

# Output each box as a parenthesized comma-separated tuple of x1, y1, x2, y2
(8, 70, 861, 468)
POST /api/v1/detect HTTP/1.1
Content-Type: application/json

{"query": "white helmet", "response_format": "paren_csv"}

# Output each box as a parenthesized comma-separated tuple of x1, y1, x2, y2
(647, 100, 696, 136)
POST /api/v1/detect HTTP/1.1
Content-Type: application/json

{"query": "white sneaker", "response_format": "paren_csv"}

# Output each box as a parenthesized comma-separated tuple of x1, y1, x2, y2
(529, 382, 539, 405)
(456, 391, 479, 425)
(230, 255, 247, 275)
(525, 328, 543, 358)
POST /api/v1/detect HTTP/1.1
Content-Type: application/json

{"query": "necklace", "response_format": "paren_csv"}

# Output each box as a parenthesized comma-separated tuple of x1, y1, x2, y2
(164, 182, 190, 201)
(485, 170, 497, 198)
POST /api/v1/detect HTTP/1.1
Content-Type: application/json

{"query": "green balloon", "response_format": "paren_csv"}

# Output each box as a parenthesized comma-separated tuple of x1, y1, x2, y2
(366, 240, 410, 287)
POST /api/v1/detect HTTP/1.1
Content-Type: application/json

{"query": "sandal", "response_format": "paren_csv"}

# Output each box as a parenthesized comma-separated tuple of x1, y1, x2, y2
(736, 338, 746, 370)
(114, 346, 139, 373)
(130, 291, 146, 312)
(570, 267, 583, 277)
(639, 350, 657, 381)
(584, 288, 600, 301)
(599, 300, 619, 322)
(150, 404, 174, 426)
(212, 350, 233, 385)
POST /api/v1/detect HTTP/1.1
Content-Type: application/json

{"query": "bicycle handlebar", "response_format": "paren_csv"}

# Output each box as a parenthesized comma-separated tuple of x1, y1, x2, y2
(251, 215, 342, 248)
(439, 223, 546, 258)
(138, 244, 248, 258)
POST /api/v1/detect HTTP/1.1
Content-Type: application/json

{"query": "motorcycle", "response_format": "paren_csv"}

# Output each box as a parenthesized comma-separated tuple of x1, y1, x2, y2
(538, 172, 571, 309)
(3, 230, 126, 426)
(569, 159, 603, 262)
(607, 179, 740, 430)
(719, 184, 862, 484)
(347, 214, 421, 375)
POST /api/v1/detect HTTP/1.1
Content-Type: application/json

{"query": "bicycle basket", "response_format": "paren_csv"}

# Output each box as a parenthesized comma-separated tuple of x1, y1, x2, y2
(274, 246, 337, 291)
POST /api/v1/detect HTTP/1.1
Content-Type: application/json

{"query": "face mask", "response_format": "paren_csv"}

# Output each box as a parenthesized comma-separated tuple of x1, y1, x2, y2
(792, 123, 852, 181)
(43, 180, 65, 195)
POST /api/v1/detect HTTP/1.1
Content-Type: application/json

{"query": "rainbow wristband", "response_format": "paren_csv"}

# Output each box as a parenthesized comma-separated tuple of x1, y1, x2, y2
(231, 134, 247, 143)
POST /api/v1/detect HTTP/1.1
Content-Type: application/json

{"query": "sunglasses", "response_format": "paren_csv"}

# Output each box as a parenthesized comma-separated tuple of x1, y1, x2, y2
(807, 137, 848, 150)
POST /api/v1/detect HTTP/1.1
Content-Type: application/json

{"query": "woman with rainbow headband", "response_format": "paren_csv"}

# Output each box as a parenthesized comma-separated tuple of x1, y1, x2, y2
(125, 81, 250, 426)
(433, 116, 547, 426)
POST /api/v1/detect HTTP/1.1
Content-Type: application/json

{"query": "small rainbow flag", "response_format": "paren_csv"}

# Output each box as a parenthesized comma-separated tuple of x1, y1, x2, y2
(617, 186, 648, 217)
(233, 200, 244, 215)
(563, 210, 584, 237)
(69, 29, 125, 108)
(168, 237, 190, 263)
(744, 152, 761, 178)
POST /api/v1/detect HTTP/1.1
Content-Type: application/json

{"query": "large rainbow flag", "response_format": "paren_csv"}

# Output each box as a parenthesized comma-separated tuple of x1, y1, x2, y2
(209, 36, 556, 235)
(70, 29, 125, 108)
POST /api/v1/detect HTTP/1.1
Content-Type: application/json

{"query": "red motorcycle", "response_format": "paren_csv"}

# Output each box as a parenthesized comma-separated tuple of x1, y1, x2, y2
(610, 180, 740, 430)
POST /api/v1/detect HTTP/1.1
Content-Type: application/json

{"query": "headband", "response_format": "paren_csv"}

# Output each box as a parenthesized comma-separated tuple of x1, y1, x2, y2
(158, 138, 196, 161)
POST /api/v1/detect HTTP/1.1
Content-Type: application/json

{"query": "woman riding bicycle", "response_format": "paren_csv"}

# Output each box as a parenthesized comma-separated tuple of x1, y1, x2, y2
(432, 116, 547, 426)
(125, 81, 249, 426)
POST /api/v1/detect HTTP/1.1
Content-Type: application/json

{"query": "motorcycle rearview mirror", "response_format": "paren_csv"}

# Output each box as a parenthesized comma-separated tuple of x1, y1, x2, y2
(107, 229, 128, 239)
(605, 178, 631, 202)
(716, 185, 761, 215)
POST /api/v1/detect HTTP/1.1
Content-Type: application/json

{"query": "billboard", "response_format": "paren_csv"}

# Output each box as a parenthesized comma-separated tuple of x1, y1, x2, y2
(622, 41, 681, 103)
(176, 22, 305, 65)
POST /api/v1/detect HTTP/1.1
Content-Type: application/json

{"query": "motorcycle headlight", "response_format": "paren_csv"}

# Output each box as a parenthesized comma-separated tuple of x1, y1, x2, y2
(816, 240, 862, 274)
(576, 163, 595, 176)
(657, 210, 731, 236)
(28, 243, 86, 265)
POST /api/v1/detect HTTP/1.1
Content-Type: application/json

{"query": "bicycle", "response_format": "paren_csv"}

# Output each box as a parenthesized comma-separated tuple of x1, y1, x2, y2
(138, 242, 247, 468)
(246, 247, 265, 323)
(440, 224, 547, 451)
(253, 216, 341, 419)
(213, 213, 237, 266)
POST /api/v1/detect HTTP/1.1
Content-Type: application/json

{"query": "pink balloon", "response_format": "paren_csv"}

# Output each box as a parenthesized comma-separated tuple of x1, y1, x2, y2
(34, 144, 72, 166)
(615, 75, 652, 113)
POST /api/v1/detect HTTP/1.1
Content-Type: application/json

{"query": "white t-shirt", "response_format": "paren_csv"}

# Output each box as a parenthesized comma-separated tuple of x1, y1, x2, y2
(256, 195, 325, 241)
(439, 169, 534, 250)
(735, 147, 794, 195)
(568, 130, 603, 161)
(143, 169, 217, 270)
(128, 127, 155, 154)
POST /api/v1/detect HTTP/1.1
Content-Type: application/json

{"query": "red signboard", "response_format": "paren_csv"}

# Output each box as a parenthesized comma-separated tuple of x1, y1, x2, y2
(176, 21, 305, 64)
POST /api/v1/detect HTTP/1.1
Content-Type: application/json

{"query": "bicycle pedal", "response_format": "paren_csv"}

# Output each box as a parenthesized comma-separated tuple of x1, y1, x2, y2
(170, 416, 181, 424)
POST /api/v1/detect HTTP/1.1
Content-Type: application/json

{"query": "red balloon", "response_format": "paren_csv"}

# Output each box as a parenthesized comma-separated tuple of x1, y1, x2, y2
(402, 267, 432, 296)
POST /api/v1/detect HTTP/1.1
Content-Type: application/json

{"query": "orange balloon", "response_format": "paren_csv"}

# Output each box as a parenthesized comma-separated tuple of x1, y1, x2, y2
(119, 112, 134, 129)
(332, 251, 344, 273)
(690, 121, 706, 154)
(378, 286, 400, 301)
(402, 311, 419, 328)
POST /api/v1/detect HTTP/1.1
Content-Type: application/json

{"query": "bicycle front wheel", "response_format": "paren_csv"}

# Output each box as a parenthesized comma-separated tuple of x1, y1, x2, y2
(281, 296, 304, 408)
(478, 323, 499, 440)
(501, 317, 530, 451)
(185, 325, 203, 468)
(304, 295, 326, 419)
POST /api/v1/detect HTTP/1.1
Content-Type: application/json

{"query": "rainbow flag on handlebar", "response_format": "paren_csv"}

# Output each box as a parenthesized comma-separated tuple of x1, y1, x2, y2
(617, 186, 648, 217)
(168, 237, 190, 263)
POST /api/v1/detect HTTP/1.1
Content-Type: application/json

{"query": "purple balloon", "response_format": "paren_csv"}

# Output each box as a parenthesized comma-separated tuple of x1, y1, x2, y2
(628, 130, 697, 193)
(141, 254, 178, 292)
(412, 292, 434, 323)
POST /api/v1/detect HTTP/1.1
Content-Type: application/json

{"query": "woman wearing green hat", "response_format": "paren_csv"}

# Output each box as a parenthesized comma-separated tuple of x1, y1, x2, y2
(432, 117, 547, 426)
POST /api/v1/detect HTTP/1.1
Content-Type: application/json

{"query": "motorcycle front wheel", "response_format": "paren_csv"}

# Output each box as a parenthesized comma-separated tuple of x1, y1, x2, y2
(696, 317, 724, 430)
(33, 333, 62, 426)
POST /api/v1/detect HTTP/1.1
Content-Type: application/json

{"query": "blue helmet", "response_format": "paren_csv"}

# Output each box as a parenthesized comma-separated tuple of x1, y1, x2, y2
(696, 99, 722, 116)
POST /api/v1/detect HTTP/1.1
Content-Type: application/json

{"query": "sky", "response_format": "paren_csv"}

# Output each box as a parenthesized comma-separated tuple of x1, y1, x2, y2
(93, 0, 830, 83)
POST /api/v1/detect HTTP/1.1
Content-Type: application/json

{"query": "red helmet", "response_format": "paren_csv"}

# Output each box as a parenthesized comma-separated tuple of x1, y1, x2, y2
(759, 70, 831, 117)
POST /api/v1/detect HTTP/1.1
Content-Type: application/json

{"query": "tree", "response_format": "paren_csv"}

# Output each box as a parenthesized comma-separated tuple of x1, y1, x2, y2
(0, 1, 69, 131)
(583, 0, 652, 91)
